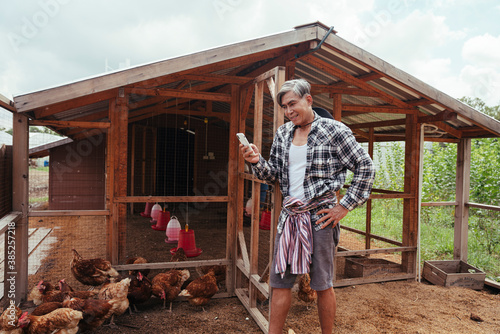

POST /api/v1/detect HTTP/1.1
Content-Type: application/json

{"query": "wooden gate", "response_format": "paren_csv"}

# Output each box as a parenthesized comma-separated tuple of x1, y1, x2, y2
(234, 66, 285, 333)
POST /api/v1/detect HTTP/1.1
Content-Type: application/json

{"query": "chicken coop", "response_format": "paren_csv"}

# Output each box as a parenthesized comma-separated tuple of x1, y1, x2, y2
(3, 22, 500, 333)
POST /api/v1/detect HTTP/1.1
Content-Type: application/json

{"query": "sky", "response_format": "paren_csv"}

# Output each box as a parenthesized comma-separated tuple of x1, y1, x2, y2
(1, 0, 499, 130)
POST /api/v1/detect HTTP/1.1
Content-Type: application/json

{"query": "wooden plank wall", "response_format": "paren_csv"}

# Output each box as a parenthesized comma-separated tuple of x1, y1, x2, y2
(48, 135, 106, 210)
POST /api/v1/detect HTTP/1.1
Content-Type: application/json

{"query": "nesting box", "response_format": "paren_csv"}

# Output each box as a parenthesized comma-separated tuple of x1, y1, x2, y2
(345, 257, 402, 278)
(422, 260, 485, 290)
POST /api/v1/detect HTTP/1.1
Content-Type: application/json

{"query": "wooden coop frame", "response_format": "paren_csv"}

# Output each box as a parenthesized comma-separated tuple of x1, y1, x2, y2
(3, 22, 500, 332)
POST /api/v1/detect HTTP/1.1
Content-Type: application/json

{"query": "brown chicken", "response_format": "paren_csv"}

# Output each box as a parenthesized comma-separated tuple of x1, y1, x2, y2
(179, 270, 218, 311)
(0, 304, 23, 333)
(17, 308, 83, 334)
(29, 280, 65, 305)
(127, 272, 152, 313)
(70, 249, 119, 286)
(151, 269, 190, 311)
(97, 277, 131, 326)
(298, 273, 317, 309)
(31, 302, 64, 316)
(170, 247, 187, 262)
(58, 279, 98, 299)
(62, 297, 113, 332)
(126, 256, 150, 277)
(200, 265, 226, 286)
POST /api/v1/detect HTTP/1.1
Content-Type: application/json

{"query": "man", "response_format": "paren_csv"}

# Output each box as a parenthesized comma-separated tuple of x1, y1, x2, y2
(239, 78, 375, 333)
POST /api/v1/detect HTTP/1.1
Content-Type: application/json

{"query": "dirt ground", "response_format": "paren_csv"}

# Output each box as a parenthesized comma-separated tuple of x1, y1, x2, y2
(17, 208, 500, 333)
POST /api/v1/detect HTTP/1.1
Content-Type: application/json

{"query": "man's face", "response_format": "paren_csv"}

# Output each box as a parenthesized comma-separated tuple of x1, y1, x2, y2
(280, 91, 313, 127)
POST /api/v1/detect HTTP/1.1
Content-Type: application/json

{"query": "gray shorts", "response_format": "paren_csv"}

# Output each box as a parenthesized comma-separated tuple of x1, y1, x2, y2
(269, 217, 340, 291)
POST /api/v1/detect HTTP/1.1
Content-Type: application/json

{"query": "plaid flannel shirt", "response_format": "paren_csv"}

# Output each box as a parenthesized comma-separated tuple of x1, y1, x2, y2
(252, 113, 375, 233)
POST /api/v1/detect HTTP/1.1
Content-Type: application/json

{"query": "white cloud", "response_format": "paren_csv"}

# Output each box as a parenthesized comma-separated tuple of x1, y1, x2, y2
(362, 9, 465, 65)
(459, 65, 500, 105)
(462, 34, 500, 67)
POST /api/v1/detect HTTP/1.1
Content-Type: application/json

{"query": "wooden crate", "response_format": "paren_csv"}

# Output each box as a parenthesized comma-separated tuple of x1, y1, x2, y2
(345, 257, 402, 278)
(422, 260, 485, 290)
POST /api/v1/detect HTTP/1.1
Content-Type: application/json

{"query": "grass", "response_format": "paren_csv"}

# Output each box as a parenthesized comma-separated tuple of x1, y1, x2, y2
(341, 201, 500, 282)
(29, 166, 49, 172)
(29, 196, 48, 203)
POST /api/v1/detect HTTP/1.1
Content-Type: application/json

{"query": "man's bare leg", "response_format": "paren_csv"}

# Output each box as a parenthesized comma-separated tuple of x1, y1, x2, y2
(317, 287, 336, 333)
(269, 288, 292, 334)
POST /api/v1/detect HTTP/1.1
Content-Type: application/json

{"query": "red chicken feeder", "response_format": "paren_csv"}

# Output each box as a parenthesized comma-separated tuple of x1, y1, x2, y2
(170, 229, 202, 257)
(152, 210, 170, 231)
(140, 202, 154, 218)
(259, 210, 271, 230)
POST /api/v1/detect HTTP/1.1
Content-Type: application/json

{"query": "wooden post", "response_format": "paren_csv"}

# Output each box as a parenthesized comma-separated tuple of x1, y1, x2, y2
(365, 128, 374, 250)
(401, 114, 420, 276)
(332, 93, 342, 121)
(130, 124, 136, 214)
(11, 112, 29, 303)
(454, 138, 471, 261)
(106, 89, 129, 264)
(227, 84, 240, 295)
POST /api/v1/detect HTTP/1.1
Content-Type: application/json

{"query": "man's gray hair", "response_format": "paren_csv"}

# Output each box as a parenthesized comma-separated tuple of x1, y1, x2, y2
(276, 79, 311, 106)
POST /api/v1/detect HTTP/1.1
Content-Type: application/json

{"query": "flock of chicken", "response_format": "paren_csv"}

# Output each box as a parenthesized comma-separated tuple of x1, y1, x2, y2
(0, 248, 221, 333)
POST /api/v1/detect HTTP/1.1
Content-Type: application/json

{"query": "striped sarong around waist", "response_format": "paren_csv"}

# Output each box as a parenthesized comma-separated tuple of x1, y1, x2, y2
(275, 193, 336, 278)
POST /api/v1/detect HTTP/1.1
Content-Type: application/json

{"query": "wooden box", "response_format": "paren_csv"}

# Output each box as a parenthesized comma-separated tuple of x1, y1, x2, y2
(423, 260, 485, 290)
(345, 257, 402, 278)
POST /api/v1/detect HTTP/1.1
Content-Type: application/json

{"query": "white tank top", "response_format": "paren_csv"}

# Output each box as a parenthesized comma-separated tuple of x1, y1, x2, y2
(288, 143, 307, 201)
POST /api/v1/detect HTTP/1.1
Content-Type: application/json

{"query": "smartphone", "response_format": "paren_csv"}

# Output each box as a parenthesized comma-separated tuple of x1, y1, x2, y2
(236, 133, 256, 156)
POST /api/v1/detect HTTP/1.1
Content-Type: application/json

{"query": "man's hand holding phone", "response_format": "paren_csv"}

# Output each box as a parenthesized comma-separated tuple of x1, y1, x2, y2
(237, 133, 259, 163)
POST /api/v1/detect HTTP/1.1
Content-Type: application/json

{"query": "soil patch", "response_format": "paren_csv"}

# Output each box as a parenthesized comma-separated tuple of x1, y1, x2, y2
(17, 213, 500, 333)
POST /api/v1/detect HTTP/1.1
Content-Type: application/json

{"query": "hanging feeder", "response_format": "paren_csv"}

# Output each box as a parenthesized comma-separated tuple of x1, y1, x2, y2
(152, 208, 170, 231)
(165, 215, 182, 243)
(170, 227, 202, 258)
(150, 203, 162, 224)
(140, 202, 154, 218)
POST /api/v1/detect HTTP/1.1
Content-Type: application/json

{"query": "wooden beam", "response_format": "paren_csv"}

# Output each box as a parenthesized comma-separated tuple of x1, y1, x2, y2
(332, 94, 342, 121)
(454, 138, 471, 261)
(421, 201, 457, 207)
(466, 202, 500, 212)
(340, 225, 403, 247)
(114, 196, 228, 203)
(405, 98, 434, 107)
(12, 113, 29, 303)
(249, 80, 264, 309)
(227, 84, 240, 296)
(342, 104, 416, 115)
(28, 210, 110, 216)
(401, 114, 420, 275)
(0, 93, 16, 112)
(335, 246, 416, 257)
(418, 110, 457, 123)
(311, 84, 381, 97)
(125, 87, 232, 103)
(32, 90, 114, 119)
(29, 120, 110, 129)
(114, 258, 229, 271)
(181, 73, 254, 85)
(349, 118, 406, 129)
(333, 273, 415, 287)
(365, 128, 374, 250)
